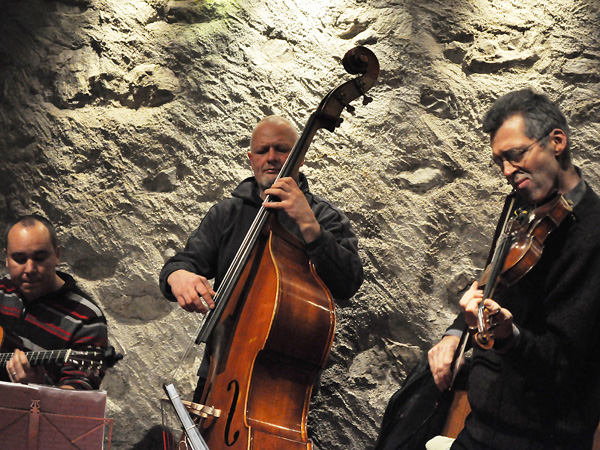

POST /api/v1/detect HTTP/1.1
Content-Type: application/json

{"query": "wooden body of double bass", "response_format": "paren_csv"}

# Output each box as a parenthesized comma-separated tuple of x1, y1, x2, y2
(198, 217, 335, 449)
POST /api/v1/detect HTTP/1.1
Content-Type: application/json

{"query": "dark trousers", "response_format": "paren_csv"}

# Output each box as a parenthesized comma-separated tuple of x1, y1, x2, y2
(451, 427, 496, 450)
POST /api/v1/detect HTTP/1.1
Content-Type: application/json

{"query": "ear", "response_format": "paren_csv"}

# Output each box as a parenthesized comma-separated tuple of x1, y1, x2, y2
(549, 128, 567, 157)
(247, 151, 252, 160)
(55, 245, 62, 261)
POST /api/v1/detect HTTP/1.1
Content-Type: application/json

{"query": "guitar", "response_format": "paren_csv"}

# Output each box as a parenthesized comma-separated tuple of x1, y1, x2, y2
(0, 346, 122, 371)
(0, 326, 122, 371)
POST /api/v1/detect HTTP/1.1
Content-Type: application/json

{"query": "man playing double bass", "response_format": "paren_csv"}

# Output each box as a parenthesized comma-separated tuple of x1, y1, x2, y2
(428, 89, 600, 450)
(159, 115, 364, 402)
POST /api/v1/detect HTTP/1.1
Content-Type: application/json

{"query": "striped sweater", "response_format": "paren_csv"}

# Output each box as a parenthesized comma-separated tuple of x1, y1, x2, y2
(0, 271, 108, 389)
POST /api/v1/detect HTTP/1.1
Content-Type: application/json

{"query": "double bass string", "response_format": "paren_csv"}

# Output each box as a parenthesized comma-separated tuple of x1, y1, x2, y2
(163, 314, 209, 387)
(163, 125, 311, 385)
(194, 112, 320, 346)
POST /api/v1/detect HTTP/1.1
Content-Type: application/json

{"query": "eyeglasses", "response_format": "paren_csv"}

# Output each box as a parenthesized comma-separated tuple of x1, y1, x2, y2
(491, 133, 548, 169)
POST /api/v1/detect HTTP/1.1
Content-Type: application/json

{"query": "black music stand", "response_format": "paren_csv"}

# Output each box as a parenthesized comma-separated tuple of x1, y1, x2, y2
(0, 381, 112, 449)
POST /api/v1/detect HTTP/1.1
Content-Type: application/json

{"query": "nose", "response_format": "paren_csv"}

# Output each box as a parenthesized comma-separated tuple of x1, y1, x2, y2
(265, 146, 279, 162)
(501, 160, 518, 177)
(24, 258, 37, 274)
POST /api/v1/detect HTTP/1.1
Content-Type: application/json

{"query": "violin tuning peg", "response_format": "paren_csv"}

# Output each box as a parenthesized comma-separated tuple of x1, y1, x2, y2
(362, 95, 373, 106)
(346, 104, 355, 114)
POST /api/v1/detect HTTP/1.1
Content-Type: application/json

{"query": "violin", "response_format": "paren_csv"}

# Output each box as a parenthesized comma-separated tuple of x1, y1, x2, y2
(473, 193, 573, 348)
(440, 193, 574, 439)
(447, 192, 573, 388)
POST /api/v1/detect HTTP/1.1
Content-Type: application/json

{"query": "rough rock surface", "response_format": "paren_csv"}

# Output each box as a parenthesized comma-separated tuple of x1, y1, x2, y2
(1, 0, 599, 448)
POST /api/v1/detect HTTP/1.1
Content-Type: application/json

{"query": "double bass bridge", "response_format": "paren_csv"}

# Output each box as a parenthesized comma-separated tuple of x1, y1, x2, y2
(182, 400, 222, 420)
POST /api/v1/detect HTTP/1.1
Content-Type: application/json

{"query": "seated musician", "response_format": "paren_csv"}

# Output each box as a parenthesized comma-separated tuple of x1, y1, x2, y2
(1, 215, 108, 389)
(428, 89, 600, 450)
(159, 115, 364, 402)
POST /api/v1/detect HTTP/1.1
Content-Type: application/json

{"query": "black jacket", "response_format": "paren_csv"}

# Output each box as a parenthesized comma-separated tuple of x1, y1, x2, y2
(459, 185, 600, 449)
(159, 174, 364, 301)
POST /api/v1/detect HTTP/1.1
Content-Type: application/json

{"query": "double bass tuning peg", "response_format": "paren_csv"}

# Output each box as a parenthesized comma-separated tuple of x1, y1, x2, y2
(345, 95, 373, 114)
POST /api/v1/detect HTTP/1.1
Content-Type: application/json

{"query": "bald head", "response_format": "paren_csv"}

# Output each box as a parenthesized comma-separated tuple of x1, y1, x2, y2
(250, 116, 298, 149)
(5, 217, 63, 300)
(248, 116, 301, 196)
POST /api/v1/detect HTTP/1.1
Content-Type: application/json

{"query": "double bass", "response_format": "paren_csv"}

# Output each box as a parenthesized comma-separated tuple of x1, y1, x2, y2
(166, 47, 379, 450)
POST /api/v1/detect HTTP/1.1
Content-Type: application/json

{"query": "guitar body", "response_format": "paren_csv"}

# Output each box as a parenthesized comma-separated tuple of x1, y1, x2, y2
(0, 325, 24, 381)
(441, 389, 470, 438)
(0, 324, 24, 354)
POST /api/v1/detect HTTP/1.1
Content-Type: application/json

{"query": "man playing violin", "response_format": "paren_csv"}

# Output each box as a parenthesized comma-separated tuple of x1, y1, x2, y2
(1, 215, 108, 389)
(428, 89, 600, 449)
(159, 115, 364, 402)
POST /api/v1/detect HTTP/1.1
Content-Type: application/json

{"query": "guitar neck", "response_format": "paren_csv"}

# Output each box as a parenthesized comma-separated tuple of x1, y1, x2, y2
(0, 349, 70, 368)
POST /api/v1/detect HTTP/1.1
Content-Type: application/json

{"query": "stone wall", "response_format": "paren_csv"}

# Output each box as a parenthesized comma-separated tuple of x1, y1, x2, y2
(1, 0, 599, 448)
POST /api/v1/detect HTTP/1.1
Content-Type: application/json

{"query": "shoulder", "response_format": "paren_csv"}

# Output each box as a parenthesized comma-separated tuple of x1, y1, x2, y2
(554, 186, 600, 260)
(0, 277, 17, 294)
(0, 277, 20, 307)
(199, 195, 255, 230)
(306, 190, 349, 221)
(572, 185, 600, 229)
(204, 178, 261, 216)
(57, 273, 106, 322)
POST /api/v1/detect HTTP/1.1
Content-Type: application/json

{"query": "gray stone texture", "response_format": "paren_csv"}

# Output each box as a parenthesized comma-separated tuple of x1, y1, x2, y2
(1, 0, 599, 448)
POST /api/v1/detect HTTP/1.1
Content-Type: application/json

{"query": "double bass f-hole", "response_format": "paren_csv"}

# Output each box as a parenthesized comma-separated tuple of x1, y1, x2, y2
(224, 380, 240, 446)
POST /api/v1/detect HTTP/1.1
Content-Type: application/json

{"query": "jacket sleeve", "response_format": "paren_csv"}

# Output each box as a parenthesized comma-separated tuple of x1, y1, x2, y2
(304, 199, 364, 300)
(60, 316, 108, 390)
(501, 223, 600, 391)
(159, 205, 222, 301)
